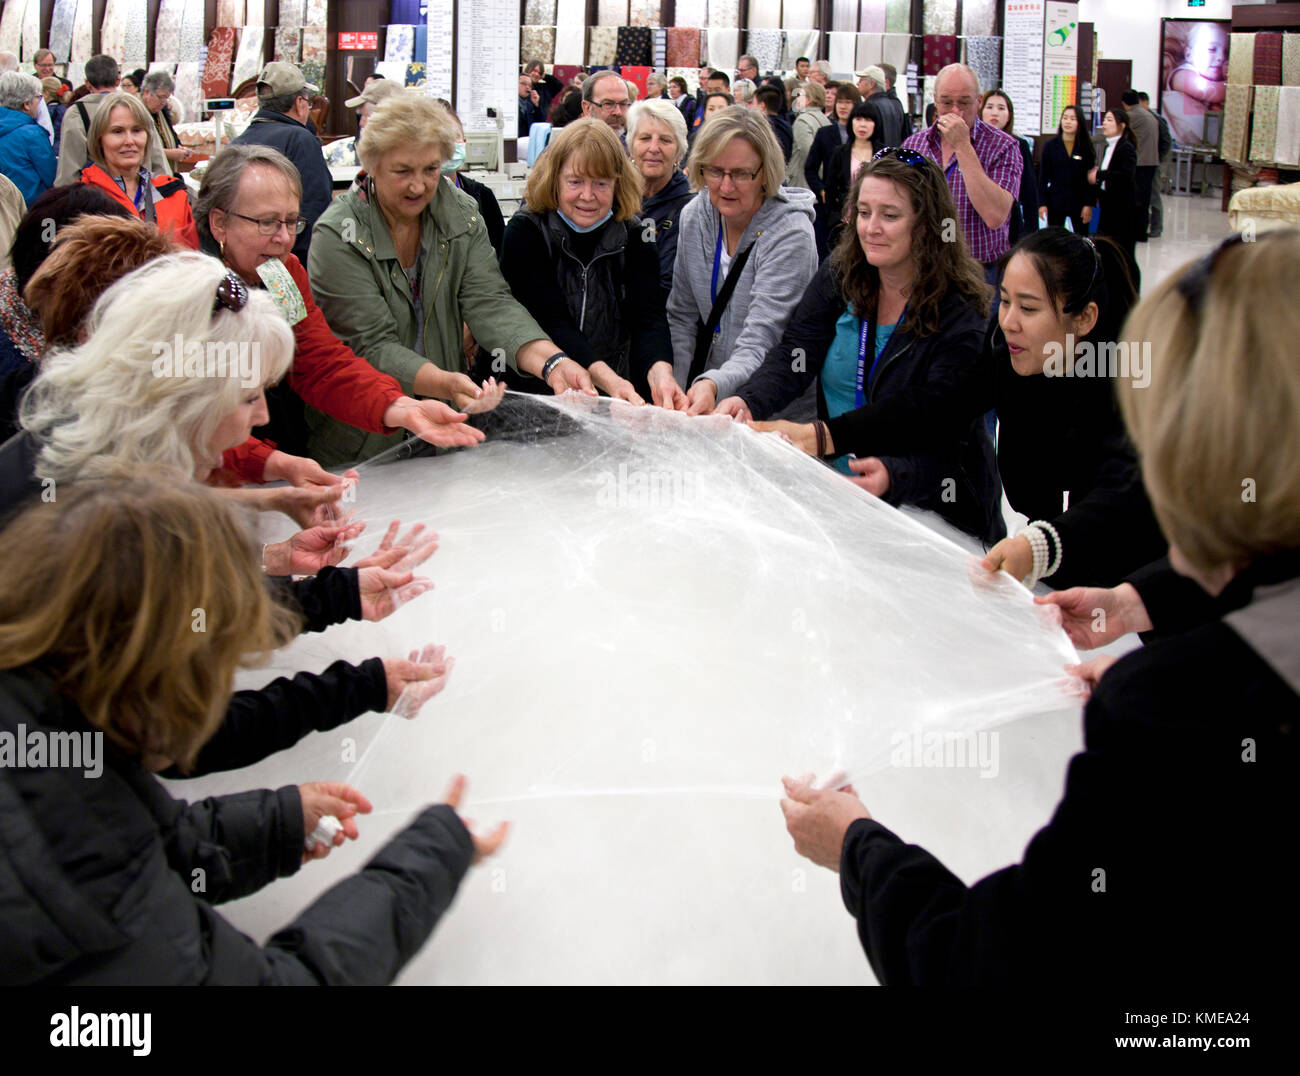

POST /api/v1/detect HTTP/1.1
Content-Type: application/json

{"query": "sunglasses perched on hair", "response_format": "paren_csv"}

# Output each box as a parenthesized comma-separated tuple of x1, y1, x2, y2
(213, 271, 249, 316)
(1175, 232, 1249, 308)
(872, 146, 929, 167)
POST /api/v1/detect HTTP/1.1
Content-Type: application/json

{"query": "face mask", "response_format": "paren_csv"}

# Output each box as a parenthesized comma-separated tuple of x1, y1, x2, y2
(444, 141, 467, 174)
(558, 209, 614, 233)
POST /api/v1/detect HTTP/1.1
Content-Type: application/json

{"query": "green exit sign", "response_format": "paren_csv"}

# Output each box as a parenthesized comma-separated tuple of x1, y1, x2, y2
(1188, 1, 1205, 7)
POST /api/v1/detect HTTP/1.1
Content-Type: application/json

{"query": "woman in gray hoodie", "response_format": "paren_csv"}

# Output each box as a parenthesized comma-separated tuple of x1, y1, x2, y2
(653, 106, 817, 417)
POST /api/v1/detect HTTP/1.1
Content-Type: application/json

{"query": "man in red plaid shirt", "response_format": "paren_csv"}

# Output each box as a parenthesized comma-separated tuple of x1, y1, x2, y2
(902, 63, 1022, 278)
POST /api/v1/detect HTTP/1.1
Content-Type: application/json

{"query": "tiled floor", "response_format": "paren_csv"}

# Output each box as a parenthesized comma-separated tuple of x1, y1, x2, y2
(1136, 189, 1234, 292)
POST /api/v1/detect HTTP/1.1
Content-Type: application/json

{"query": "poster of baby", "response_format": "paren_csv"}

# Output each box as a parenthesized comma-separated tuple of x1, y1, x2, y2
(1159, 19, 1230, 148)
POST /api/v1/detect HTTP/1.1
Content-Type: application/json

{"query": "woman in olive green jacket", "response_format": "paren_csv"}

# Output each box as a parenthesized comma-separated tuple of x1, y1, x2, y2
(307, 93, 594, 465)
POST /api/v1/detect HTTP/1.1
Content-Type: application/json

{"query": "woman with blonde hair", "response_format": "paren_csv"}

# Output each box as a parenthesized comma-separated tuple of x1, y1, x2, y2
(657, 105, 817, 414)
(307, 92, 594, 463)
(0, 473, 506, 984)
(781, 230, 1298, 984)
(76, 90, 198, 248)
(498, 118, 671, 402)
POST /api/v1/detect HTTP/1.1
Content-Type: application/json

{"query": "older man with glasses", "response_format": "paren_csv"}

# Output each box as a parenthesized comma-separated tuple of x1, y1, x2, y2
(901, 63, 1022, 279)
(581, 71, 632, 145)
(140, 71, 194, 175)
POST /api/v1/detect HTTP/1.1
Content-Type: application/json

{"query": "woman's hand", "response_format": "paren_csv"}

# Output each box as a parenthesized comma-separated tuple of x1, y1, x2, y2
(646, 361, 689, 411)
(1087, 167, 1099, 185)
(684, 377, 718, 416)
(779, 774, 871, 873)
(441, 774, 509, 865)
(714, 395, 753, 423)
(1066, 654, 1119, 698)
(263, 450, 349, 489)
(300, 782, 373, 862)
(263, 521, 366, 576)
(351, 519, 439, 573)
(451, 376, 507, 415)
(384, 644, 452, 716)
(753, 419, 820, 454)
(846, 456, 890, 496)
(981, 535, 1034, 582)
(588, 361, 645, 405)
(383, 396, 485, 448)
(1035, 582, 1152, 650)
(359, 566, 435, 621)
(547, 357, 598, 396)
(1081, 205, 1092, 224)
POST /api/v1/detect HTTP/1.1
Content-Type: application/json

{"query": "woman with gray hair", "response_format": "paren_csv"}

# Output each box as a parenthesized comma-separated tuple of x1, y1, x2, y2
(627, 98, 692, 297)
(0, 71, 55, 206)
(139, 69, 191, 174)
(194, 143, 485, 475)
(730, 78, 757, 107)
(307, 93, 594, 464)
(76, 90, 198, 248)
(653, 105, 817, 415)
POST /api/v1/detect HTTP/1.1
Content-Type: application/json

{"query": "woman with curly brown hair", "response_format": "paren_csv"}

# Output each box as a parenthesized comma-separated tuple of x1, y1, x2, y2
(718, 149, 1003, 543)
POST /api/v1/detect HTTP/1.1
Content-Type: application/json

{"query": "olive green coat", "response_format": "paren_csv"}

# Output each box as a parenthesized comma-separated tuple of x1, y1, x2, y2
(305, 176, 546, 465)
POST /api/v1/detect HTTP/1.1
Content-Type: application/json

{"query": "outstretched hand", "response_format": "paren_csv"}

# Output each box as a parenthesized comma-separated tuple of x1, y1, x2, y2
(441, 774, 510, 864)
(779, 774, 871, 873)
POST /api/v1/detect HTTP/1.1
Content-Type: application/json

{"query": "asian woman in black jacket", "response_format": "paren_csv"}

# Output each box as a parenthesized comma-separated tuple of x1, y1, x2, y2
(824, 99, 884, 250)
(1088, 107, 1139, 273)
(1037, 105, 1095, 232)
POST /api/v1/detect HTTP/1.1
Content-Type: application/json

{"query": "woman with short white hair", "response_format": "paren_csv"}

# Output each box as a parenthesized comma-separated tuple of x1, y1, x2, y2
(730, 78, 757, 107)
(627, 98, 692, 297)
(0, 71, 55, 206)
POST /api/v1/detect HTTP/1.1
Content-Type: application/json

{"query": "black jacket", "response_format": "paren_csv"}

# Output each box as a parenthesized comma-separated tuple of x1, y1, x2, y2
(804, 121, 848, 203)
(868, 89, 911, 149)
(1092, 138, 1138, 243)
(737, 263, 1004, 544)
(454, 172, 505, 255)
(1038, 135, 1096, 218)
(0, 666, 475, 984)
(232, 109, 333, 262)
(840, 552, 1298, 984)
(640, 169, 693, 299)
(824, 140, 873, 245)
(498, 209, 672, 397)
(518, 95, 545, 136)
(766, 112, 794, 162)
(1007, 136, 1041, 244)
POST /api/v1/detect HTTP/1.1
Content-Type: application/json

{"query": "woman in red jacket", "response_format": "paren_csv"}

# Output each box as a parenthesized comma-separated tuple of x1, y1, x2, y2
(195, 144, 502, 479)
(77, 92, 199, 250)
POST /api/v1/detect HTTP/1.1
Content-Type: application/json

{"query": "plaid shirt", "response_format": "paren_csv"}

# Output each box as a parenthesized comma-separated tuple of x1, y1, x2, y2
(902, 118, 1023, 264)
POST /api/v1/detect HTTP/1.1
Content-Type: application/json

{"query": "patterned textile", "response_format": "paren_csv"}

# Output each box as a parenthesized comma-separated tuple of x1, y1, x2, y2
(324, 135, 359, 167)
(280, 0, 307, 20)
(860, 1, 885, 34)
(922, 34, 957, 76)
(72, 0, 95, 61)
(525, 0, 558, 23)
(48, 0, 79, 61)
(0, 1, 23, 58)
(615, 26, 652, 66)
(667, 28, 700, 69)
(172, 61, 202, 121)
(1251, 84, 1280, 162)
(1255, 33, 1283, 86)
(301, 60, 325, 89)
(100, 0, 126, 61)
(202, 27, 237, 98)
(623, 65, 650, 98)
(965, 35, 1001, 97)
(522, 27, 556, 65)
(707, 28, 740, 72)
(667, 67, 699, 94)
(856, 33, 882, 70)
(630, 0, 660, 28)
(1284, 34, 1300, 87)
(675, 0, 707, 25)
(385, 25, 416, 63)
(1220, 84, 1252, 162)
(903, 118, 1022, 261)
(20, 0, 39, 60)
(275, 26, 302, 63)
(962, 0, 995, 37)
(598, 0, 627, 27)
(922, 0, 955, 36)
(303, 27, 328, 62)
(828, 32, 856, 74)
(65, 61, 84, 86)
(124, 0, 149, 64)
(405, 63, 425, 87)
(885, 0, 909, 34)
(1273, 86, 1300, 166)
(783, 0, 815, 30)
(154, 0, 185, 63)
(0, 270, 44, 366)
(746, 29, 784, 73)
(179, 0, 206, 63)
(882, 32, 911, 77)
(748, 0, 780, 31)
(1226, 34, 1254, 87)
(709, 0, 740, 30)
(784, 30, 820, 70)
(215, 0, 244, 27)
(553, 64, 582, 84)
(306, 0, 327, 26)
(232, 27, 265, 89)
(653, 27, 666, 65)
(589, 27, 618, 66)
(555, 24, 585, 65)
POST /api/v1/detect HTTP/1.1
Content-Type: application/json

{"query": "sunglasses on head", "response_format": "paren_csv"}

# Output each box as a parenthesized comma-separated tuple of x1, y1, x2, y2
(213, 270, 249, 316)
(871, 146, 929, 168)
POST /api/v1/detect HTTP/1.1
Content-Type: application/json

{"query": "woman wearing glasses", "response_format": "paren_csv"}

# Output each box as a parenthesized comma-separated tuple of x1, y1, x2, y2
(656, 106, 817, 415)
(719, 150, 1004, 544)
(75, 91, 199, 249)
(195, 145, 488, 479)
(498, 118, 671, 403)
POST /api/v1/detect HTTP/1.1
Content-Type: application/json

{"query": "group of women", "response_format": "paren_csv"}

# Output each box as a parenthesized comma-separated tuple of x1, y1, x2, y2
(0, 76, 1294, 985)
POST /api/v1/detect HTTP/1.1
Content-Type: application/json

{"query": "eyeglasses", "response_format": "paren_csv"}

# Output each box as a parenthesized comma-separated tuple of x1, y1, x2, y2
(226, 210, 307, 236)
(594, 99, 630, 111)
(936, 97, 977, 109)
(872, 146, 929, 168)
(562, 176, 615, 194)
(702, 165, 761, 186)
(213, 271, 249, 315)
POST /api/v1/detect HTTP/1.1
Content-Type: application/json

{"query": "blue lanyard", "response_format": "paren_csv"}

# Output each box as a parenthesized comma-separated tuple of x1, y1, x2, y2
(856, 305, 902, 407)
(710, 224, 724, 305)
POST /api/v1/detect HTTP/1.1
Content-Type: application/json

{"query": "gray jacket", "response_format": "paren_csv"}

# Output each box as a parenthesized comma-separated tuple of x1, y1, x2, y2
(666, 185, 818, 400)
(1128, 105, 1160, 167)
(789, 108, 830, 189)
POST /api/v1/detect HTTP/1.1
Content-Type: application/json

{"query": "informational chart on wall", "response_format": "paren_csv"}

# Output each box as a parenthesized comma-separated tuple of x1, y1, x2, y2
(1003, 0, 1046, 135)
(456, 0, 520, 138)
(1042, 2, 1079, 135)
(426, 0, 455, 102)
